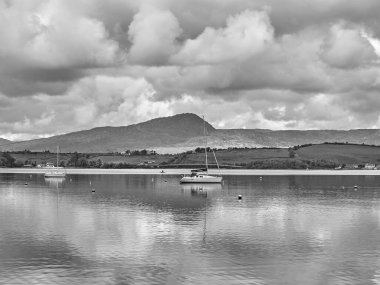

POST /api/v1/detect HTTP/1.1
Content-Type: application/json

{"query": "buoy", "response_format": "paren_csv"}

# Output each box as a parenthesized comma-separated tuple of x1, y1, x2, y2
(152, 178, 154, 182)
(89, 181, 92, 185)
(259, 176, 263, 180)
(238, 195, 242, 200)
(24, 183, 28, 186)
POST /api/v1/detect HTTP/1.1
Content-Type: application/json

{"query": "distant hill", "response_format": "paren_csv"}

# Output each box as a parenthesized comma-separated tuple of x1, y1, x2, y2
(0, 113, 214, 153)
(0, 138, 10, 146)
(163, 128, 380, 153)
(202, 129, 380, 149)
(168, 143, 380, 166)
(2, 113, 380, 153)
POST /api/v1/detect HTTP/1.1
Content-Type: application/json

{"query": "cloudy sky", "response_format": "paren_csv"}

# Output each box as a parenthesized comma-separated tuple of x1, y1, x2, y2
(1, 0, 380, 140)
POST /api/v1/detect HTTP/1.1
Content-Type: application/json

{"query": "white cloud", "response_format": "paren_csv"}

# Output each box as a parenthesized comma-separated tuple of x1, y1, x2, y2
(320, 23, 377, 69)
(0, 0, 121, 99)
(0, 75, 172, 139)
(172, 10, 273, 65)
(128, 4, 182, 65)
(60, 75, 172, 129)
(362, 31, 380, 57)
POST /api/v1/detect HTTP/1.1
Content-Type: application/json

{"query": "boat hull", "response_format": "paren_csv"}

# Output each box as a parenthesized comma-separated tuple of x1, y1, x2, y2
(44, 170, 66, 178)
(180, 176, 222, 183)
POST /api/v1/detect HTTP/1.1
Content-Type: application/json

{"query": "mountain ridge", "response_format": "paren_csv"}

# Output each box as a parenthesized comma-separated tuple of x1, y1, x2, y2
(1, 113, 380, 153)
(0, 138, 10, 145)
(0, 113, 215, 153)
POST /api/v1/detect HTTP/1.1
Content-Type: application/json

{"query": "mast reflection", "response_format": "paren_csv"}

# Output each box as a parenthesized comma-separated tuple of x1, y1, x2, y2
(181, 183, 222, 198)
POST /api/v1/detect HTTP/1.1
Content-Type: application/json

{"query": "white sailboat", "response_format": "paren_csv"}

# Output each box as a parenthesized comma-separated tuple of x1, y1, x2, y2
(180, 116, 222, 184)
(44, 146, 66, 178)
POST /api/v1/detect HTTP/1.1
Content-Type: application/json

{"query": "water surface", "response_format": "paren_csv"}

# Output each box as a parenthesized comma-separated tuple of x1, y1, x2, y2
(1, 174, 380, 284)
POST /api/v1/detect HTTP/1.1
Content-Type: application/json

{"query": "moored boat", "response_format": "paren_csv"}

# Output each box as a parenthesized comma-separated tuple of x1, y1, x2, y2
(180, 169, 222, 183)
(44, 146, 66, 178)
(180, 116, 222, 184)
(44, 168, 66, 178)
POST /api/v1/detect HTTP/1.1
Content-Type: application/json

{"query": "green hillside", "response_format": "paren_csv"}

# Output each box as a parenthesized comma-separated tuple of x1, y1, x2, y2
(0, 138, 10, 145)
(295, 143, 380, 164)
(3, 113, 380, 153)
(176, 148, 290, 166)
(3, 143, 380, 169)
(0, 113, 213, 153)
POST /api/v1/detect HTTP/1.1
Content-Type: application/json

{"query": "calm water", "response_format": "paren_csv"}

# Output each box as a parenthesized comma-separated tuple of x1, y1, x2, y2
(1, 174, 380, 284)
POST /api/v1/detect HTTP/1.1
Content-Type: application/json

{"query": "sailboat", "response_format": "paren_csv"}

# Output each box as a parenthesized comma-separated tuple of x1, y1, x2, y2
(44, 146, 66, 178)
(180, 116, 222, 184)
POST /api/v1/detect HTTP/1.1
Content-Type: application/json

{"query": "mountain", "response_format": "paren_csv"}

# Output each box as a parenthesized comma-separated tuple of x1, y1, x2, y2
(0, 138, 10, 146)
(0, 113, 214, 153)
(162, 128, 380, 153)
(208, 129, 380, 148)
(2, 113, 380, 153)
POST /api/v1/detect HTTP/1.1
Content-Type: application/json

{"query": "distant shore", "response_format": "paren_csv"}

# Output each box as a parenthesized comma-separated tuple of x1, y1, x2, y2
(1, 168, 380, 176)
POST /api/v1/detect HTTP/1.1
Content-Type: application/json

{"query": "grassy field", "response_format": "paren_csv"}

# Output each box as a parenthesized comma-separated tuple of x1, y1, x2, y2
(8, 152, 174, 167)
(296, 144, 380, 164)
(178, 148, 289, 166)
(11, 152, 72, 166)
(4, 143, 380, 168)
(91, 154, 173, 165)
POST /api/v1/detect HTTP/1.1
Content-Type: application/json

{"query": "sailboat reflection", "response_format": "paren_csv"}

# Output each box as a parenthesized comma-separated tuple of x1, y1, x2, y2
(181, 183, 220, 243)
(44, 177, 66, 188)
(181, 183, 222, 197)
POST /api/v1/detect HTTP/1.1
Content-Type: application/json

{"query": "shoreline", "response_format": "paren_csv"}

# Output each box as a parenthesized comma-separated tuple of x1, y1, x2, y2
(1, 168, 380, 176)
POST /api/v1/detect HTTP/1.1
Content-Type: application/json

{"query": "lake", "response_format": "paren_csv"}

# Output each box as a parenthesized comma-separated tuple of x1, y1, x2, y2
(1, 173, 380, 284)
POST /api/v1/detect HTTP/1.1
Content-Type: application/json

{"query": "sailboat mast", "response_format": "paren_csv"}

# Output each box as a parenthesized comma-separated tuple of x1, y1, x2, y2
(203, 116, 208, 172)
(57, 145, 59, 167)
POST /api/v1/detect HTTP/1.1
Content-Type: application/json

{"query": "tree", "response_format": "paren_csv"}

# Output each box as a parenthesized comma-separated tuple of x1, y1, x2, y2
(14, 160, 24, 167)
(0, 153, 15, 167)
(77, 157, 88, 168)
(288, 148, 296, 158)
(95, 159, 102, 168)
(67, 152, 80, 166)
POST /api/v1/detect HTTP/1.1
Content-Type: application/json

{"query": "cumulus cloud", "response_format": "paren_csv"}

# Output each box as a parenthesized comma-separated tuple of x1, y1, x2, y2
(0, 1, 120, 69)
(148, 27, 331, 96)
(172, 10, 273, 65)
(320, 23, 378, 69)
(128, 4, 182, 65)
(43, 75, 172, 130)
(2, 0, 380, 140)
(0, 75, 173, 140)
(0, 0, 121, 96)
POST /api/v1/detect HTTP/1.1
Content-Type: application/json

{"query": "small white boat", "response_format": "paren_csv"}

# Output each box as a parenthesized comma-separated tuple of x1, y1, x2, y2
(44, 146, 66, 178)
(44, 168, 66, 178)
(180, 169, 222, 183)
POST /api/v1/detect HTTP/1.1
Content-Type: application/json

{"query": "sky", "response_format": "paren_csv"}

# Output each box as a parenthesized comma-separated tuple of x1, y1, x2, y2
(1, 0, 380, 140)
